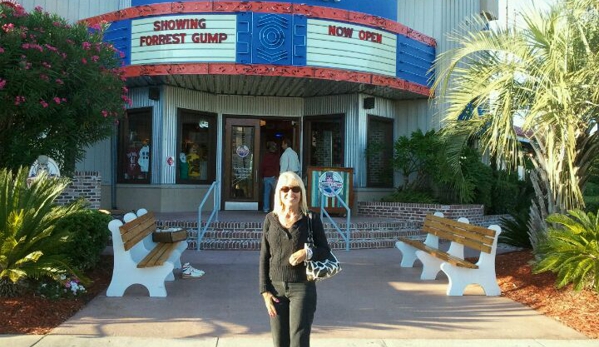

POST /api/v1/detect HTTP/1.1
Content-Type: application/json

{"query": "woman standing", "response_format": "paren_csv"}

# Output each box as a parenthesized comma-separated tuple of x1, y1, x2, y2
(259, 171, 331, 347)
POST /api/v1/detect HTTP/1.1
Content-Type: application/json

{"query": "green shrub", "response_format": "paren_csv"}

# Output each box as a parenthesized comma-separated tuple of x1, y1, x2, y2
(499, 211, 532, 249)
(56, 209, 112, 271)
(381, 189, 437, 204)
(584, 182, 599, 213)
(0, 167, 85, 297)
(534, 209, 599, 292)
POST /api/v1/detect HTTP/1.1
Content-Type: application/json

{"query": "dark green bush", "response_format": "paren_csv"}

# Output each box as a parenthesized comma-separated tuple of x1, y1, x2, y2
(56, 209, 112, 271)
(499, 212, 532, 249)
(584, 182, 599, 213)
(381, 189, 437, 204)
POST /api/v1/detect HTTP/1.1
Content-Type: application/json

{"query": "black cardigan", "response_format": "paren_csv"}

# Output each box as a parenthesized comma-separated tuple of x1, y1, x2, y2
(259, 212, 331, 294)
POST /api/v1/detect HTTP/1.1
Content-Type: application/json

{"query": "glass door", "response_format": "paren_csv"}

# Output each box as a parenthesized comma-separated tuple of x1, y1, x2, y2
(223, 118, 261, 210)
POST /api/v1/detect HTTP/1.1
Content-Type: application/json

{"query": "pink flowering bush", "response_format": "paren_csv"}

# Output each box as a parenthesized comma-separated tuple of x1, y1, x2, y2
(0, 4, 128, 173)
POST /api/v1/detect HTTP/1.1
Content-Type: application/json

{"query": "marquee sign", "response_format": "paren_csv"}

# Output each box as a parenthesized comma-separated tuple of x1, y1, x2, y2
(130, 14, 237, 65)
(306, 19, 397, 77)
(102, 8, 433, 92)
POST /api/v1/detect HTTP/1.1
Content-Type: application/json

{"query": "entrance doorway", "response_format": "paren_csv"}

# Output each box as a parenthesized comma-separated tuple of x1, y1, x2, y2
(223, 117, 298, 211)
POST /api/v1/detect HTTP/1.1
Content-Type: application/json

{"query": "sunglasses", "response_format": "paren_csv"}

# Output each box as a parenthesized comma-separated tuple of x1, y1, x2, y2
(280, 186, 301, 193)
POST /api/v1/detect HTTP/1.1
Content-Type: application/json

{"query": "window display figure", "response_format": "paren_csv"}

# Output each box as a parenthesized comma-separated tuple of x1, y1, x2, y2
(125, 143, 140, 179)
(187, 144, 201, 179)
(179, 152, 189, 180)
(138, 139, 150, 178)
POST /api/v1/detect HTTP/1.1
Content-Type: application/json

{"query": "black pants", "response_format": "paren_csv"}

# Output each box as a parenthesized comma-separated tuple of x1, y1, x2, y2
(269, 281, 317, 347)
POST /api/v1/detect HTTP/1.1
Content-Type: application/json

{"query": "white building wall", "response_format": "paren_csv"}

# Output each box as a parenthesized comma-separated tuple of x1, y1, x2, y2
(397, 0, 498, 131)
(17, 0, 126, 23)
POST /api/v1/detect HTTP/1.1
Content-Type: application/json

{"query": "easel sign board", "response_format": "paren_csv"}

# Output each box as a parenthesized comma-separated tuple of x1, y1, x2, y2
(306, 167, 353, 214)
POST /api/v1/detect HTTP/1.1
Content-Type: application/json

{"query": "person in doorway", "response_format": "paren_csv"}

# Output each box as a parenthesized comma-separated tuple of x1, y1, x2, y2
(261, 141, 279, 213)
(280, 138, 301, 177)
(259, 171, 332, 347)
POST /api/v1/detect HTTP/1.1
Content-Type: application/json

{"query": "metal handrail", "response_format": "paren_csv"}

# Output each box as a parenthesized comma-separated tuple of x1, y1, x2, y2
(319, 187, 351, 251)
(197, 180, 220, 251)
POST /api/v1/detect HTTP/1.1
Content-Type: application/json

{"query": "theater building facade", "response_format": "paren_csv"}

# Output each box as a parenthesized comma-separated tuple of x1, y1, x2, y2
(17, 0, 498, 213)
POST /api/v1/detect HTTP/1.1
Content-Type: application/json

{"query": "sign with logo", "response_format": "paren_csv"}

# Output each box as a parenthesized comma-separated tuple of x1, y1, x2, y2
(318, 171, 344, 198)
(28, 155, 60, 178)
(236, 145, 250, 158)
(307, 167, 353, 214)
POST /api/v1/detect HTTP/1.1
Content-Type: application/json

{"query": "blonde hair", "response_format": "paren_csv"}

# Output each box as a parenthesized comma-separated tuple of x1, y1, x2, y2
(273, 171, 308, 216)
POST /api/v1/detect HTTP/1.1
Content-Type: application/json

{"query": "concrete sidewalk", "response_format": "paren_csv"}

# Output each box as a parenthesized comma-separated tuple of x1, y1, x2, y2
(3, 336, 597, 347)
(2, 249, 596, 347)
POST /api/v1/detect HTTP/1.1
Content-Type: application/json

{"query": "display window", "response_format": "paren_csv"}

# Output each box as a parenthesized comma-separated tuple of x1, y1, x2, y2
(366, 115, 394, 187)
(177, 109, 217, 184)
(118, 108, 152, 184)
(303, 114, 345, 169)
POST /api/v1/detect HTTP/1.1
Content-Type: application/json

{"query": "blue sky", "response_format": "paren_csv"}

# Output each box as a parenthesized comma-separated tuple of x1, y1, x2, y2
(498, 0, 557, 29)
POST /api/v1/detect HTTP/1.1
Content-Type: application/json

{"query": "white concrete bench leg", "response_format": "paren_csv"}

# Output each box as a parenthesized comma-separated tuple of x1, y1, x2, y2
(440, 225, 502, 296)
(395, 241, 419, 267)
(396, 212, 444, 267)
(415, 250, 444, 280)
(107, 263, 174, 297)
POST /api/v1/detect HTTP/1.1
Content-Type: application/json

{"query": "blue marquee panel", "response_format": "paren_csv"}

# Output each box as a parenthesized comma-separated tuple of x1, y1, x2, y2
(237, 13, 307, 66)
(104, 20, 132, 66)
(396, 35, 435, 87)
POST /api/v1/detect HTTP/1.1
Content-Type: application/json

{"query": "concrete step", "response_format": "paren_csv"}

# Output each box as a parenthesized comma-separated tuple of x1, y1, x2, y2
(156, 218, 420, 251)
(191, 238, 401, 251)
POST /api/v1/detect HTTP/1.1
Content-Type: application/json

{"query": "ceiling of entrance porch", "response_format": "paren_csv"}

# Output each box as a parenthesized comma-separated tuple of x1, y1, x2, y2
(126, 74, 427, 100)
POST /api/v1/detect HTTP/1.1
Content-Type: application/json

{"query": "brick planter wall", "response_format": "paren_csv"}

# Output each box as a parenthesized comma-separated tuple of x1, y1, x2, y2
(357, 201, 486, 226)
(55, 171, 102, 209)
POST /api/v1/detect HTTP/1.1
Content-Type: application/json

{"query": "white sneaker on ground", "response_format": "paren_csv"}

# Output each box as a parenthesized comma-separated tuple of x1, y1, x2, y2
(182, 263, 205, 279)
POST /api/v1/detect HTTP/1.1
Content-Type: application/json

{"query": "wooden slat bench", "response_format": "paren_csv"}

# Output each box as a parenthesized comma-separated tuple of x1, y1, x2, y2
(106, 209, 188, 297)
(396, 213, 502, 296)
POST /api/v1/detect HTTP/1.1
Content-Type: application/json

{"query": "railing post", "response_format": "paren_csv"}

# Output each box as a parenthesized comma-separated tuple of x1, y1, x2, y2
(319, 187, 351, 251)
(197, 181, 220, 251)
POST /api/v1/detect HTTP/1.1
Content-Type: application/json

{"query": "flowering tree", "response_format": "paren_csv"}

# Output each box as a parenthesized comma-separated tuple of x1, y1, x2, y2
(0, 4, 129, 174)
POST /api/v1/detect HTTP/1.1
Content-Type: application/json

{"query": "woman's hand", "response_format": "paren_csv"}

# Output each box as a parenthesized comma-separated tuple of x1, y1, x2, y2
(262, 291, 279, 317)
(288, 249, 307, 266)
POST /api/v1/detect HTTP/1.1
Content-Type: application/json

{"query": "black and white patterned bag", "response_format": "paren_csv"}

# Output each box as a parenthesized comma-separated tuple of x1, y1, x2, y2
(305, 212, 342, 281)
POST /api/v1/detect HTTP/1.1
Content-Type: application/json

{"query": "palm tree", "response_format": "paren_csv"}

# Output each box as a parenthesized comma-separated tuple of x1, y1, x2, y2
(431, 0, 599, 250)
